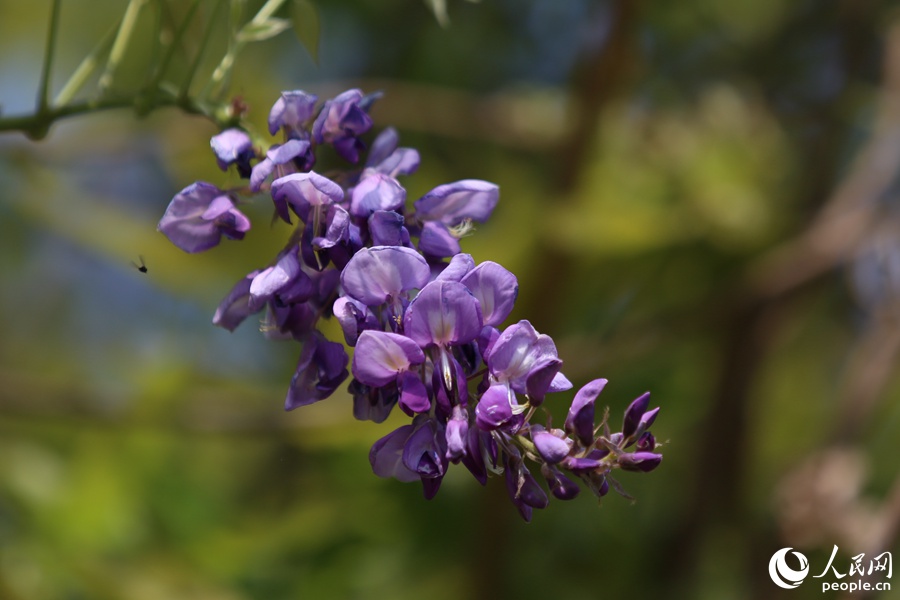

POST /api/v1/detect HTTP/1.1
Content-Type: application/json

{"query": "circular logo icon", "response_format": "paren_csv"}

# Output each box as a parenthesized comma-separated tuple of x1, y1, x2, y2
(769, 548, 810, 589)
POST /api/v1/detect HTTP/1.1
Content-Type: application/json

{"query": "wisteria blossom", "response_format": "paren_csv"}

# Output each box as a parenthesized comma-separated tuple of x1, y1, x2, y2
(157, 88, 663, 520)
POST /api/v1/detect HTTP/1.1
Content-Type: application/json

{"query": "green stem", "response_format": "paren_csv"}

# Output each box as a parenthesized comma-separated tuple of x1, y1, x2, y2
(98, 0, 148, 94)
(37, 0, 63, 115)
(182, 0, 226, 99)
(53, 22, 119, 107)
(150, 0, 202, 91)
(0, 93, 227, 139)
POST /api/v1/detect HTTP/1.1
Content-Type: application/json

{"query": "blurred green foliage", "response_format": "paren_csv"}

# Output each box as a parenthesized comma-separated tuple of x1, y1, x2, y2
(2, 1, 900, 599)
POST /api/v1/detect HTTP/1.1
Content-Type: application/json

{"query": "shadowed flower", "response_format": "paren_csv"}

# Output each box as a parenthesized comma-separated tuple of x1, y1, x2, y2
(284, 332, 349, 410)
(210, 129, 255, 177)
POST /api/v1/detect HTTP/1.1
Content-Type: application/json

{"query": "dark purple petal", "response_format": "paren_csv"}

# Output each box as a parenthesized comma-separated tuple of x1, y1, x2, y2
(618, 452, 663, 473)
(312, 89, 373, 143)
(212, 271, 260, 331)
(461, 427, 490, 485)
(270, 171, 344, 224)
(350, 173, 406, 217)
(268, 90, 318, 135)
(350, 379, 399, 423)
(540, 464, 581, 500)
(402, 419, 446, 480)
(460, 261, 518, 327)
(284, 334, 349, 410)
(622, 391, 651, 440)
(368, 210, 406, 246)
(352, 330, 425, 387)
(531, 426, 573, 464)
(403, 280, 483, 348)
(524, 357, 563, 405)
(340, 246, 430, 306)
(158, 182, 250, 253)
(369, 424, 418, 482)
(398, 370, 430, 414)
(565, 378, 607, 446)
(418, 221, 461, 258)
(560, 456, 604, 473)
(636, 431, 656, 452)
(414, 179, 499, 225)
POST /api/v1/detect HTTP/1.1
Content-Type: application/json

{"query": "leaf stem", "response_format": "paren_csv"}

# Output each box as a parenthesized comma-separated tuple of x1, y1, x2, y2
(36, 0, 63, 117)
(98, 0, 148, 95)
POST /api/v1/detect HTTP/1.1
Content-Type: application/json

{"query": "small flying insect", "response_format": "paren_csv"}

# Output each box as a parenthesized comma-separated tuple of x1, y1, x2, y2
(132, 256, 148, 274)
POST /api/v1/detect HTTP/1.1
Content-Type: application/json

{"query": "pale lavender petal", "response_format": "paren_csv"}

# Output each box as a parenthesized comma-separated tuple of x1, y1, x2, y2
(352, 330, 425, 387)
(414, 179, 499, 225)
(474, 384, 515, 431)
(403, 280, 483, 348)
(340, 246, 430, 306)
(445, 405, 468, 462)
(366, 127, 399, 167)
(460, 261, 518, 327)
(549, 371, 573, 392)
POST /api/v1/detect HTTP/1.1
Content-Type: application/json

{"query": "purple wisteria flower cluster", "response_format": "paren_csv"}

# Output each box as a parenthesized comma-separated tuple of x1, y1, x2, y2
(157, 89, 663, 520)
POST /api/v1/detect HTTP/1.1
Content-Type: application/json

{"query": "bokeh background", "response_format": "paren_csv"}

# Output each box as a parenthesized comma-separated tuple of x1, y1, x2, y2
(1, 1, 899, 599)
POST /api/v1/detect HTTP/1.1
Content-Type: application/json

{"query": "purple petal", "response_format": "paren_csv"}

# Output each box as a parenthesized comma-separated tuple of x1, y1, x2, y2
(158, 182, 250, 253)
(623, 391, 651, 440)
(414, 179, 499, 225)
(524, 357, 563, 405)
(460, 261, 518, 327)
(565, 378, 607, 446)
(284, 334, 349, 410)
(366, 127, 399, 167)
(398, 370, 431, 414)
(370, 424, 419, 482)
(210, 129, 254, 175)
(249, 158, 275, 193)
(531, 426, 573, 464)
(445, 405, 468, 462)
(487, 320, 563, 394)
(212, 271, 260, 331)
(418, 221, 461, 258)
(350, 379, 398, 423)
(270, 171, 344, 224)
(435, 253, 475, 282)
(333, 296, 377, 346)
(352, 330, 425, 387)
(368, 210, 406, 246)
(350, 173, 406, 217)
(474, 384, 515, 431)
(340, 246, 430, 306)
(618, 452, 663, 473)
(249, 250, 303, 310)
(402, 419, 446, 479)
(370, 147, 420, 178)
(637, 431, 656, 452)
(312, 89, 373, 143)
(540, 464, 581, 500)
(403, 280, 483, 348)
(268, 90, 318, 135)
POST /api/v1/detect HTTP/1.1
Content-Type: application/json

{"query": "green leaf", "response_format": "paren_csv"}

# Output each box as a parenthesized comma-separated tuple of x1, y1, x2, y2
(236, 17, 291, 43)
(291, 0, 321, 64)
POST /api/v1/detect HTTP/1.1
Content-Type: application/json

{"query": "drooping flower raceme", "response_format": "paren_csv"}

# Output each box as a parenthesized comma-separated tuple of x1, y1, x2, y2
(156, 89, 663, 520)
